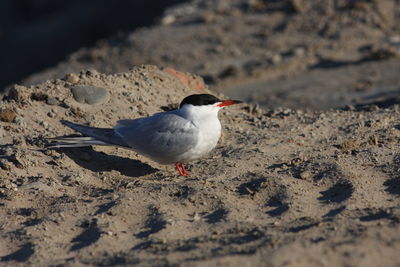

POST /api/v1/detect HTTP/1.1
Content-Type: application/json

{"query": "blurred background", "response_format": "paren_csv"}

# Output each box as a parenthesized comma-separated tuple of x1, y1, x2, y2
(0, 0, 184, 91)
(1, 0, 400, 110)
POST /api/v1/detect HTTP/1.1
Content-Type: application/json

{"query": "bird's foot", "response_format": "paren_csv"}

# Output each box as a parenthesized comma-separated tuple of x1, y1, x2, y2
(175, 162, 189, 176)
(180, 163, 189, 176)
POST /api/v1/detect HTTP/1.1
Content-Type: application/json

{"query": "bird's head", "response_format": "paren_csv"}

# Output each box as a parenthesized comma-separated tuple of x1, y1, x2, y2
(179, 94, 242, 112)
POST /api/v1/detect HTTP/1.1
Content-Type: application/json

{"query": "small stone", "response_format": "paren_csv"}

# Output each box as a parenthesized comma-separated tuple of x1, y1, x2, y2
(0, 159, 12, 170)
(71, 85, 109, 105)
(193, 213, 201, 221)
(40, 121, 49, 128)
(271, 54, 282, 64)
(161, 14, 175, 25)
(0, 109, 16, 122)
(294, 46, 306, 57)
(66, 73, 80, 84)
(46, 97, 60, 105)
(283, 108, 292, 115)
(300, 171, 312, 180)
(130, 106, 138, 113)
(14, 116, 26, 127)
(47, 111, 56, 118)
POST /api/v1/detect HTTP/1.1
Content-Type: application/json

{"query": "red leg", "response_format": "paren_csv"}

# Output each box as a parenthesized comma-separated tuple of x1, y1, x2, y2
(175, 162, 184, 176)
(180, 163, 189, 176)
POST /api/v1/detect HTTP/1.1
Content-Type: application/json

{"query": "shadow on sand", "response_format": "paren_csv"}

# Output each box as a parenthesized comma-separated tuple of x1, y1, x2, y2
(57, 147, 158, 178)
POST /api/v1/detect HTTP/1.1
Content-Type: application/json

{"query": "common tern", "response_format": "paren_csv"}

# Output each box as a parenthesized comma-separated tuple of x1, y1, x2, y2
(49, 94, 242, 176)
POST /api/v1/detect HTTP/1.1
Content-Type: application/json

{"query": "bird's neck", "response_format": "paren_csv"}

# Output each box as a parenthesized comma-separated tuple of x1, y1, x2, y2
(178, 105, 220, 127)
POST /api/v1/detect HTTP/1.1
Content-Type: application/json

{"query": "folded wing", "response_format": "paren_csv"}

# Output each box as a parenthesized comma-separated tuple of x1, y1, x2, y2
(114, 112, 199, 163)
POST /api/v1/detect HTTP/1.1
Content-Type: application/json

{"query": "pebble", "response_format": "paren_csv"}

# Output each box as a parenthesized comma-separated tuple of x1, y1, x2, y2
(71, 85, 109, 105)
(14, 116, 27, 127)
(130, 106, 139, 113)
(47, 111, 56, 118)
(40, 121, 49, 128)
(294, 46, 306, 57)
(300, 171, 312, 180)
(193, 213, 201, 221)
(161, 14, 176, 25)
(46, 97, 60, 105)
(66, 73, 80, 84)
(0, 159, 12, 170)
(271, 54, 282, 65)
(0, 109, 16, 122)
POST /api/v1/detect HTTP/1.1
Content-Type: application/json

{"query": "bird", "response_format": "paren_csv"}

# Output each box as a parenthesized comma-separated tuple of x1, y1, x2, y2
(48, 94, 242, 176)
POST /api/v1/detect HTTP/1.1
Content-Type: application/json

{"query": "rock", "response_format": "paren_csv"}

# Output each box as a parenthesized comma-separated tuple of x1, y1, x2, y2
(271, 54, 282, 65)
(0, 108, 16, 122)
(71, 85, 109, 105)
(299, 171, 312, 180)
(294, 46, 306, 57)
(6, 85, 29, 102)
(47, 111, 56, 118)
(14, 116, 26, 127)
(39, 120, 49, 128)
(0, 158, 12, 170)
(46, 97, 60, 105)
(65, 73, 80, 84)
(161, 14, 175, 25)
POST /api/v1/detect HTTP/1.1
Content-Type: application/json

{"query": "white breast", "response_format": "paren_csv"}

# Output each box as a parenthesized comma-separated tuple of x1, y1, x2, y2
(176, 104, 222, 162)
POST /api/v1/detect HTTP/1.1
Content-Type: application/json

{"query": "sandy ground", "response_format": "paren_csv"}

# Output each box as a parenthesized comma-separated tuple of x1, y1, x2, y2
(1, 0, 400, 266)
(1, 65, 400, 266)
(19, 0, 400, 111)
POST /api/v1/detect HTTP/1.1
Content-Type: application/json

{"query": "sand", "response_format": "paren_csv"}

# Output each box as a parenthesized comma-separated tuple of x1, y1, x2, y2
(0, 65, 400, 266)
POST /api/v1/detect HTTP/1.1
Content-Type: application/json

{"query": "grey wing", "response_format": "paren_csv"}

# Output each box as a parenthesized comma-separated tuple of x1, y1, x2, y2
(114, 113, 198, 161)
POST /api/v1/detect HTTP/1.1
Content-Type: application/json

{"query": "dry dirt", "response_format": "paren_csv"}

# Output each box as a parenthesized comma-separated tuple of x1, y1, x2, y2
(1, 65, 400, 266)
(2, 0, 400, 266)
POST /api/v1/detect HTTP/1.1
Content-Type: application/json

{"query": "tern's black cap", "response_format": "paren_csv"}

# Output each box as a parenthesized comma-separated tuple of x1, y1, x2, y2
(179, 94, 221, 108)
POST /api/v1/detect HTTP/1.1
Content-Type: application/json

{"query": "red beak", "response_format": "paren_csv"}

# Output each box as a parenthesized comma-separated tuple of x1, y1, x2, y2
(217, 99, 243, 107)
